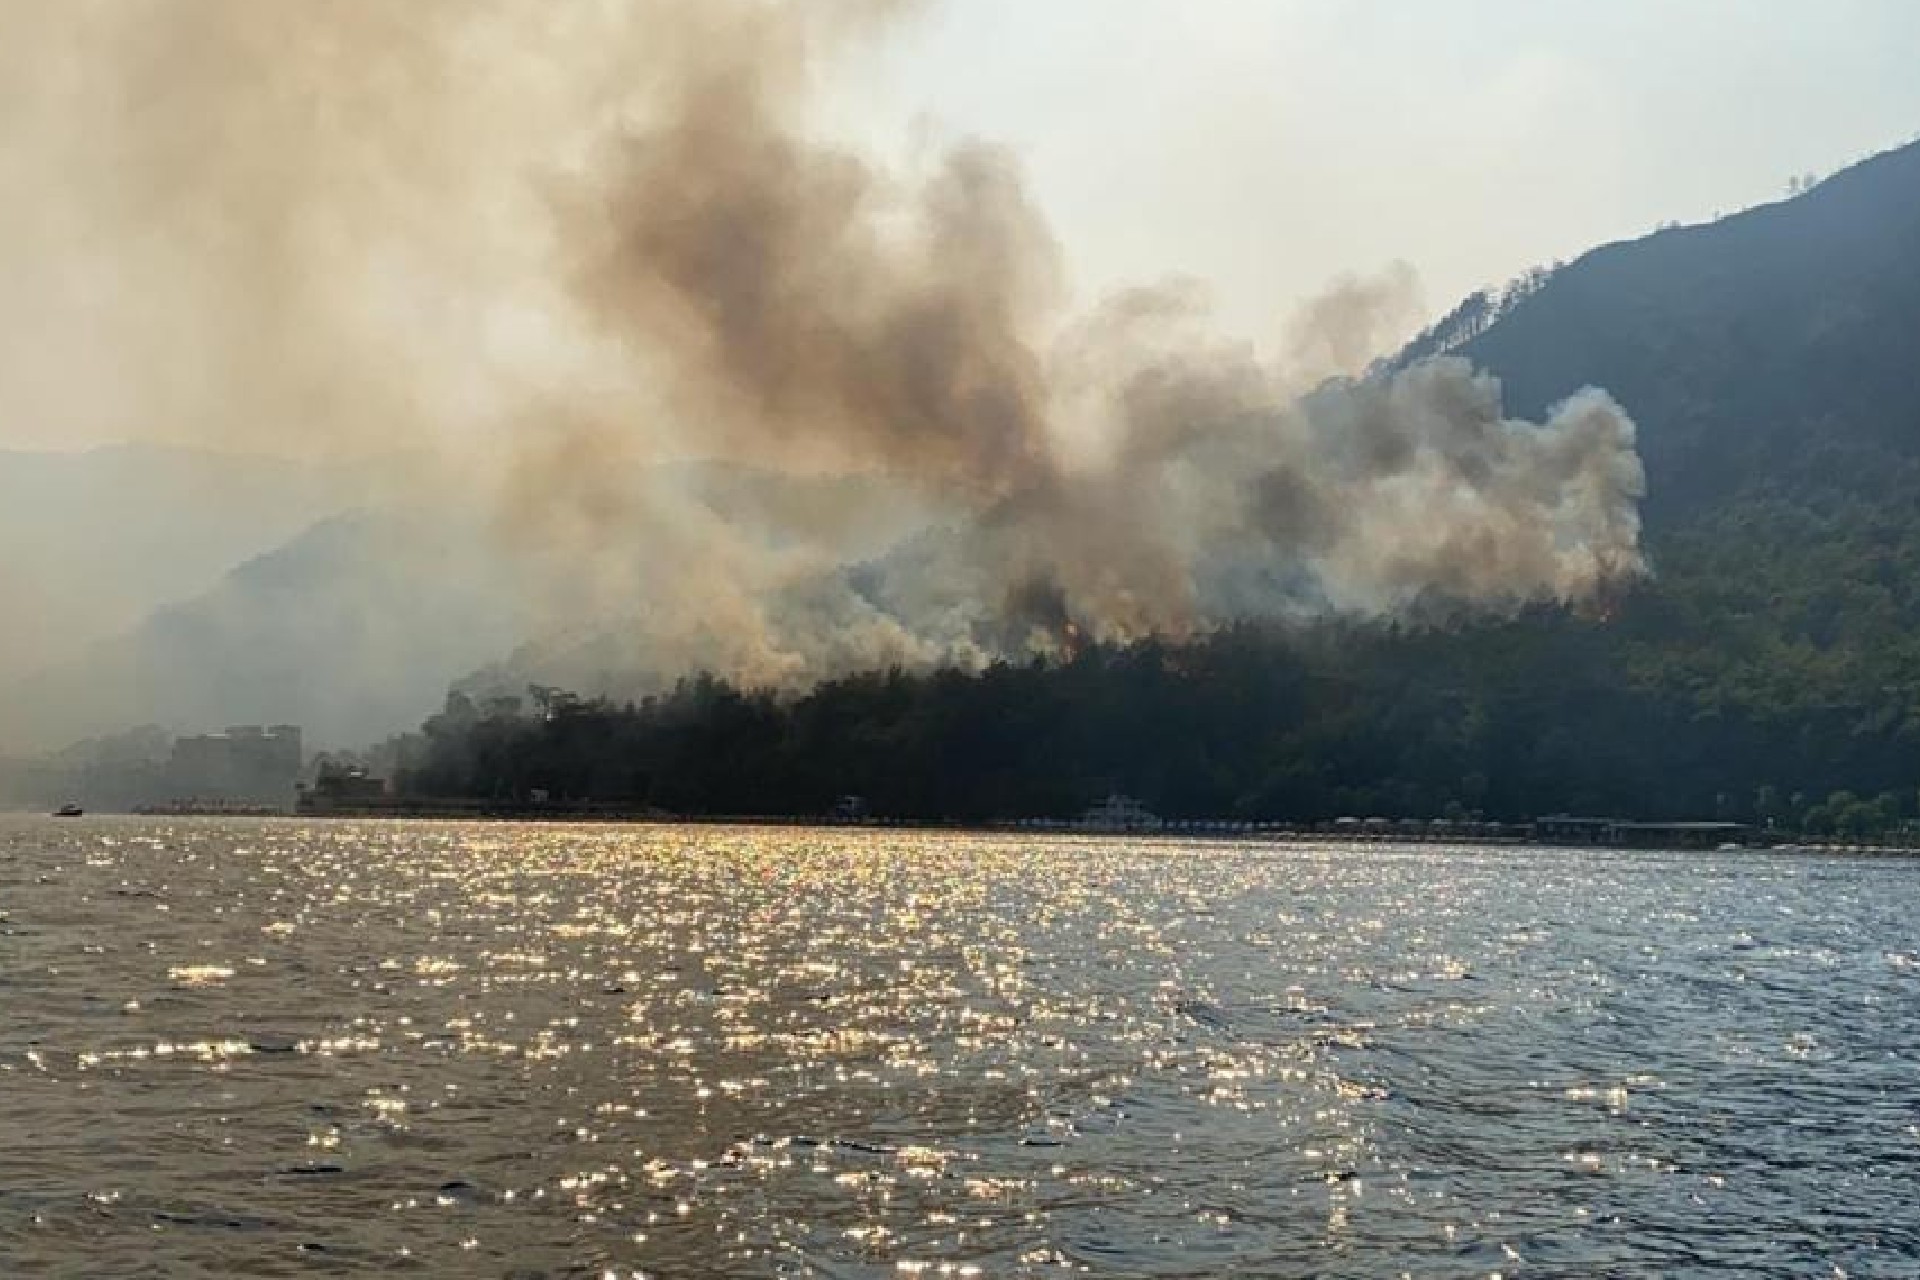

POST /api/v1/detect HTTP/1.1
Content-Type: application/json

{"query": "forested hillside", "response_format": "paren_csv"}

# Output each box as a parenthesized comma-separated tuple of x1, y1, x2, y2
(1438, 140, 1920, 747)
(384, 142, 1920, 829)
(1411, 139, 1920, 520)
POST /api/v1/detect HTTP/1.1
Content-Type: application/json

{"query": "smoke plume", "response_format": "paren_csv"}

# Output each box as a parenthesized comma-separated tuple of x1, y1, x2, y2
(0, 0, 1646, 709)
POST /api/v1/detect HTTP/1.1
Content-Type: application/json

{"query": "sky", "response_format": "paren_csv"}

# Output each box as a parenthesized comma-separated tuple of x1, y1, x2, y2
(855, 0, 1920, 346)
(2, 0, 1918, 455)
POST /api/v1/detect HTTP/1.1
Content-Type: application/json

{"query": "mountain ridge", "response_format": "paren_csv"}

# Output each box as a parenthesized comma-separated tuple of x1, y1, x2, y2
(1411, 137, 1920, 524)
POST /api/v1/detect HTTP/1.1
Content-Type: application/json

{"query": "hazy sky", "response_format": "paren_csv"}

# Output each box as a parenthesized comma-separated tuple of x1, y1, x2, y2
(853, 0, 1920, 344)
(3, 0, 1917, 454)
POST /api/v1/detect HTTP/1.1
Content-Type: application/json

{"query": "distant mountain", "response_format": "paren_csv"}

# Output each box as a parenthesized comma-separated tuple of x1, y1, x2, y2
(0, 460, 936, 751)
(0, 508, 529, 750)
(0, 443, 364, 674)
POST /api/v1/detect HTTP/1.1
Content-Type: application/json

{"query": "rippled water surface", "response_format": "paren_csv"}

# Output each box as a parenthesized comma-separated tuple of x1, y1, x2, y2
(3, 818, 1919, 1277)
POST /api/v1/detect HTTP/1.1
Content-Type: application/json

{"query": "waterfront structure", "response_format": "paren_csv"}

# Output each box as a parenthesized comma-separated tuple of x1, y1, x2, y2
(302, 762, 389, 807)
(1534, 815, 1617, 845)
(165, 725, 302, 807)
(1081, 794, 1161, 832)
(1609, 821, 1752, 850)
(1534, 814, 1752, 849)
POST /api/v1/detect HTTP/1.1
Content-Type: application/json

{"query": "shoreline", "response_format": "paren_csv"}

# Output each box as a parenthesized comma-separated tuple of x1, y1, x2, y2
(22, 804, 1919, 856)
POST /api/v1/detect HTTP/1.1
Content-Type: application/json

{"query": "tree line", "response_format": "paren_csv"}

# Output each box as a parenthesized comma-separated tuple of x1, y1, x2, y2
(381, 579, 1920, 832)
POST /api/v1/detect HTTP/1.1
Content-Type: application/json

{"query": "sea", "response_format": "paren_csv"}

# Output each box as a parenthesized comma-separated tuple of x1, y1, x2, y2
(2, 817, 1917, 1278)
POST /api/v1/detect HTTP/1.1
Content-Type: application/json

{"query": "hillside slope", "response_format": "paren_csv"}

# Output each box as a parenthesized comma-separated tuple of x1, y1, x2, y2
(0, 444, 364, 674)
(0, 463, 937, 751)
(1409, 139, 1920, 525)
(1395, 139, 1920, 744)
(0, 510, 531, 750)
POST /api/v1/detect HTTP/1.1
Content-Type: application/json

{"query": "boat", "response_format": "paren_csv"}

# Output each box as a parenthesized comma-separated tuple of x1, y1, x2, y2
(1080, 793, 1161, 833)
(53, 803, 84, 817)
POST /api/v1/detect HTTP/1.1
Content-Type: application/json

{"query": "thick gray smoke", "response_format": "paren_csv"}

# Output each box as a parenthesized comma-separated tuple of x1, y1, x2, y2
(0, 0, 1645, 710)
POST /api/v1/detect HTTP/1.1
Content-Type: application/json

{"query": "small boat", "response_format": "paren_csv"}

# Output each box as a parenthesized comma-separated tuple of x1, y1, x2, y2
(53, 803, 84, 818)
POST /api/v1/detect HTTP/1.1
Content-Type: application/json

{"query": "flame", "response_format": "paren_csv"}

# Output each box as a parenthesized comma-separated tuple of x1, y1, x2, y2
(1578, 567, 1632, 624)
